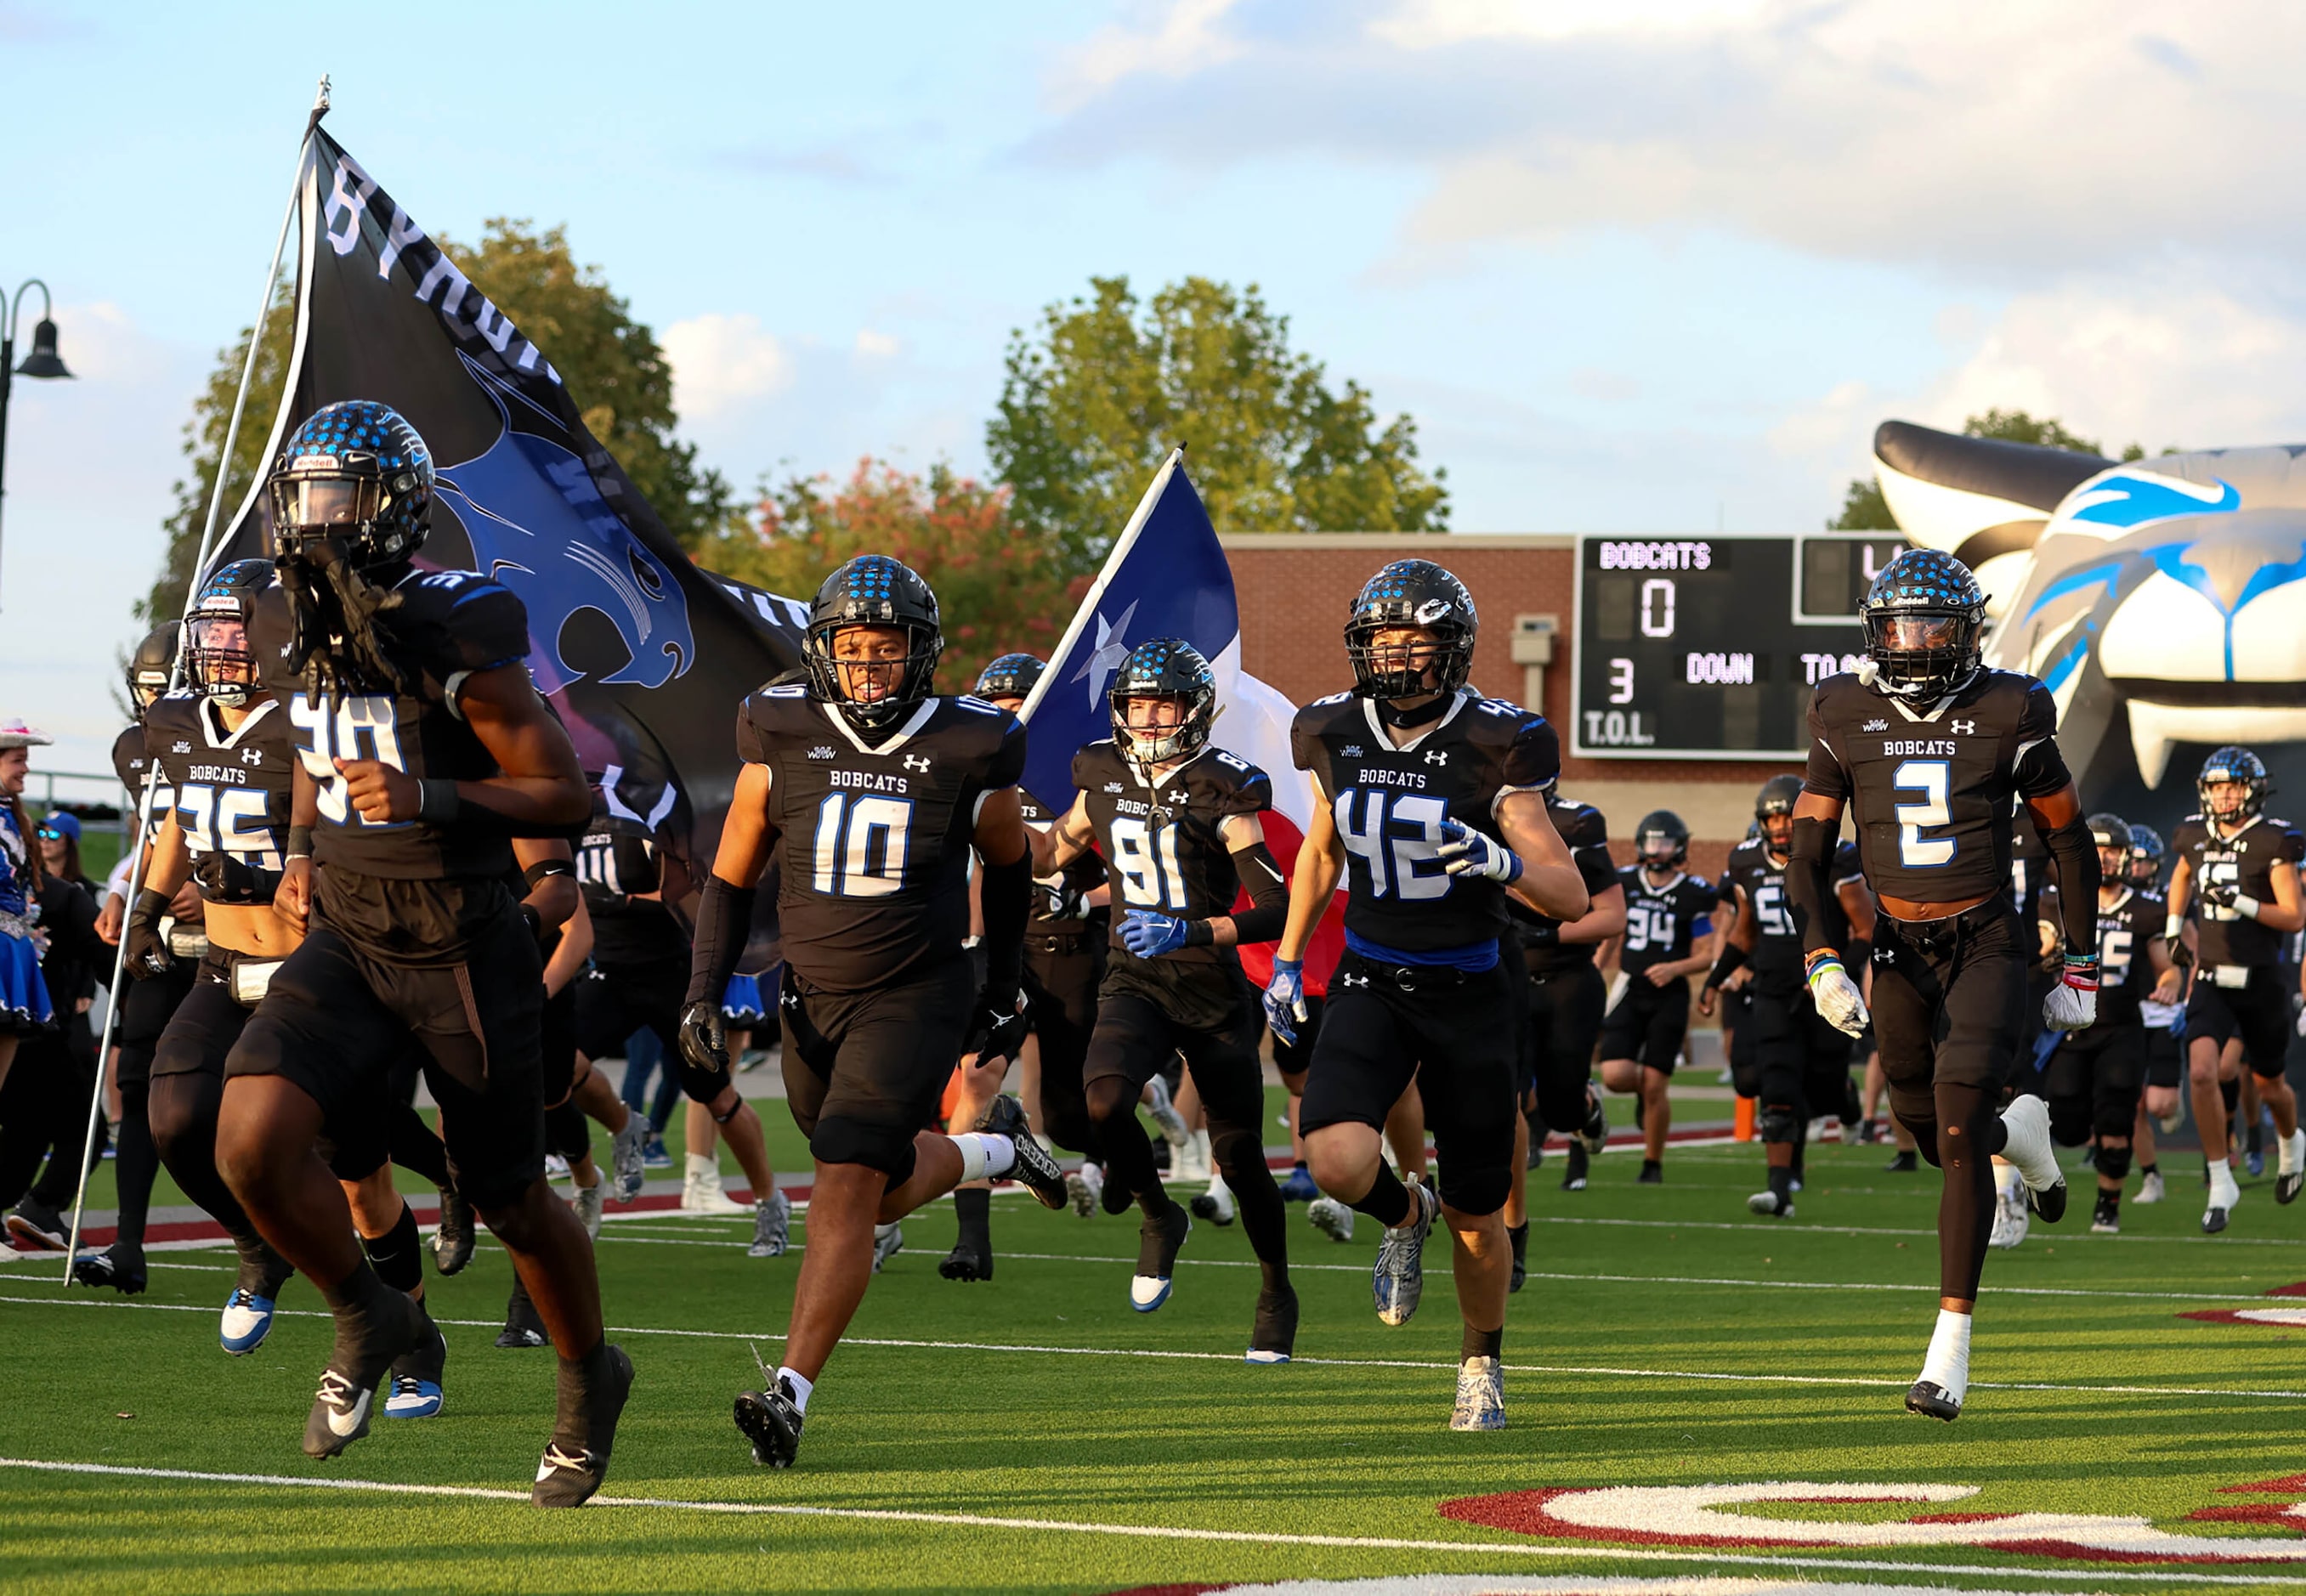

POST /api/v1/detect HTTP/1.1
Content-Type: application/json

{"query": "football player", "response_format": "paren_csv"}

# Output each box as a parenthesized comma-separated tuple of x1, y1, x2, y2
(684, 556, 1068, 1471)
(1036, 638, 1296, 1354)
(1708, 775, 1873, 1218)
(2121, 823, 2181, 1203)
(1266, 560, 1590, 1431)
(213, 402, 626, 1503)
(1786, 548, 2088, 1423)
(1598, 809, 1720, 1182)
(1516, 793, 1623, 1200)
(2038, 814, 2169, 1234)
(2161, 747, 2306, 1229)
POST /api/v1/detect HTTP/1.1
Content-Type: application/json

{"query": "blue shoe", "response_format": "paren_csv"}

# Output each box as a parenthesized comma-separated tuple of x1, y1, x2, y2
(220, 1287, 277, 1355)
(1278, 1163, 1320, 1203)
(642, 1135, 672, 1171)
(382, 1375, 445, 1418)
(1130, 1199, 1191, 1313)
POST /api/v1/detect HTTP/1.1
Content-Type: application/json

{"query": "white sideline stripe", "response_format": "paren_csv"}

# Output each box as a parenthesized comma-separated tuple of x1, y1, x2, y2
(4, 1291, 2303, 1402)
(0, 1457, 2286, 1585)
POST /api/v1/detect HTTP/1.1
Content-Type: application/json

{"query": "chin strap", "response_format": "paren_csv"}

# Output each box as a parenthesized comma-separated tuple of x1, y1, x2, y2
(1375, 693, 1453, 728)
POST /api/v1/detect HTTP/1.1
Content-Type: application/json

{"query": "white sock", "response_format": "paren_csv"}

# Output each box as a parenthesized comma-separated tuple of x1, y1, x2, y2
(1994, 1160, 2023, 1200)
(1190, 1128, 1212, 1166)
(2281, 1131, 2303, 1176)
(1206, 1168, 1232, 1197)
(2211, 1159, 2241, 1201)
(775, 1366, 813, 1414)
(1918, 1308, 1971, 1399)
(949, 1132, 1016, 1183)
(685, 1152, 717, 1181)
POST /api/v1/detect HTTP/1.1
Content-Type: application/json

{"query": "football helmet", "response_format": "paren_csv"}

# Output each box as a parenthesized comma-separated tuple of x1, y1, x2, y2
(1109, 637, 1216, 767)
(974, 652, 1046, 704)
(1344, 560, 1476, 699)
(803, 555, 943, 731)
(125, 623, 179, 711)
(1857, 547, 1985, 703)
(2127, 822, 2165, 887)
(265, 400, 433, 570)
(2196, 746, 2269, 823)
(1634, 809, 1690, 869)
(184, 559, 275, 709)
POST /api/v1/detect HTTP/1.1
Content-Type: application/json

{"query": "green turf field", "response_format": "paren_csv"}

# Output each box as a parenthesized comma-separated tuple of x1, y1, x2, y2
(6, 1112, 2306, 1596)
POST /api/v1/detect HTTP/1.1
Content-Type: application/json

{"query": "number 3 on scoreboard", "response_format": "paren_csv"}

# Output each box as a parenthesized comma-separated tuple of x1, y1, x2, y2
(1892, 759, 1954, 868)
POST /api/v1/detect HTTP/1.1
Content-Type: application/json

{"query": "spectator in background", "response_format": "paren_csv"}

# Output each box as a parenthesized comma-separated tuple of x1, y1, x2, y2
(0, 722, 54, 1095)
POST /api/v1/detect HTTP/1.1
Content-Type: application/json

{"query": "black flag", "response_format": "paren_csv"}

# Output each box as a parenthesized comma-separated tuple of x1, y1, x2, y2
(208, 122, 800, 866)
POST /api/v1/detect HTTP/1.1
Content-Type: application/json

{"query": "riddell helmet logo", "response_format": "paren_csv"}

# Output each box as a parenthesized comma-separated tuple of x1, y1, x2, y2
(1414, 598, 1453, 625)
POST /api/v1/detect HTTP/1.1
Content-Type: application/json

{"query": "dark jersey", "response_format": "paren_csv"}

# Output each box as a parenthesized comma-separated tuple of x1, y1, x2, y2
(1514, 796, 1618, 974)
(1618, 867, 1717, 977)
(2008, 818, 2048, 925)
(113, 720, 173, 840)
(253, 568, 531, 886)
(1292, 688, 1559, 955)
(2089, 886, 2165, 1027)
(2172, 812, 2306, 968)
(1804, 669, 2067, 904)
(1074, 740, 1271, 996)
(145, 692, 295, 908)
(1021, 788, 1108, 937)
(1724, 836, 1863, 994)
(737, 685, 1025, 992)
(575, 818, 687, 971)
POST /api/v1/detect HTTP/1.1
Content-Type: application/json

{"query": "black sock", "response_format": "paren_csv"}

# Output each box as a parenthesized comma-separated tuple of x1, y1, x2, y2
(2139, 1161, 2158, 1178)
(1508, 1220, 1527, 1265)
(1461, 1323, 1503, 1361)
(2249, 1120, 2265, 1155)
(111, 1081, 158, 1248)
(1789, 1119, 1807, 1181)
(1351, 1160, 1414, 1230)
(1767, 1164, 1793, 1203)
(363, 1201, 424, 1294)
(1214, 1125, 1289, 1292)
(1089, 1080, 1164, 1211)
(953, 1186, 991, 1248)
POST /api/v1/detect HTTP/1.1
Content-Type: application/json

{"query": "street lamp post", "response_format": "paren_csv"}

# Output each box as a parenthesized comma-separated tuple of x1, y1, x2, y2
(0, 280, 75, 613)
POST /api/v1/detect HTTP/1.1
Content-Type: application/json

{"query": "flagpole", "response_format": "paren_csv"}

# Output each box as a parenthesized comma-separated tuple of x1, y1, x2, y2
(1016, 445, 1184, 727)
(63, 78, 328, 1282)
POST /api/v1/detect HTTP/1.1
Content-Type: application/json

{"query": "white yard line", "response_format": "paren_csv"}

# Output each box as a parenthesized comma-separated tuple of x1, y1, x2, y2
(0, 1456, 2289, 1585)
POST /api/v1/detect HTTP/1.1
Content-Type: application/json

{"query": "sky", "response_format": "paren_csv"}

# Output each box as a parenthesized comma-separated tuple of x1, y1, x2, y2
(6, 0, 2306, 778)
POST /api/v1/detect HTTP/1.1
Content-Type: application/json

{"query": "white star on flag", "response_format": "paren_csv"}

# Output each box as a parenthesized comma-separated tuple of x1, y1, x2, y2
(1068, 599, 1138, 708)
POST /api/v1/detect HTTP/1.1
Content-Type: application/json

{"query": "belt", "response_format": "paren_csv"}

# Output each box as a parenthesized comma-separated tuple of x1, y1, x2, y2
(1024, 930, 1095, 955)
(1339, 959, 1470, 993)
(1883, 896, 2005, 955)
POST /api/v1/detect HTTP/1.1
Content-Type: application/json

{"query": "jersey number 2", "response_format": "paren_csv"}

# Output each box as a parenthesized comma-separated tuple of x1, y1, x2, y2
(1892, 759, 1954, 869)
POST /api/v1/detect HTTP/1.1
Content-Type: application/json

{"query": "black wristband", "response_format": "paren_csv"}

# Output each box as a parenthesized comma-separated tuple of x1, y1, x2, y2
(522, 858, 575, 889)
(131, 887, 170, 922)
(417, 779, 462, 824)
(1183, 919, 1215, 948)
(1706, 943, 1748, 989)
(518, 903, 543, 939)
(286, 823, 314, 860)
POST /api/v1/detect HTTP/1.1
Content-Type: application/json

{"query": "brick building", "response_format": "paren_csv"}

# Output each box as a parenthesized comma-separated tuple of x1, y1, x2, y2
(1221, 534, 1806, 880)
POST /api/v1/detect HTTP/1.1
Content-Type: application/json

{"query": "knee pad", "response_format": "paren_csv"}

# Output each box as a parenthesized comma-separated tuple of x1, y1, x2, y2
(810, 1114, 918, 1185)
(2095, 1141, 2133, 1181)
(1759, 1106, 1800, 1145)
(2222, 1076, 2241, 1116)
(1084, 1075, 1138, 1128)
(363, 1202, 423, 1293)
(2048, 1097, 2092, 1149)
(1436, 1160, 1510, 1220)
(1208, 1125, 1264, 1183)
(144, 1073, 218, 1159)
(680, 1056, 734, 1112)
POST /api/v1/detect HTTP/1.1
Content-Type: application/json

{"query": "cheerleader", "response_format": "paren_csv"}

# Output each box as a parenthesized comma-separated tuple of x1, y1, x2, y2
(0, 719, 54, 1091)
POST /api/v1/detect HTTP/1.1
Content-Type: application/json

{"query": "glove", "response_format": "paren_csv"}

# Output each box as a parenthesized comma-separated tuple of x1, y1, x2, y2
(1436, 818, 1522, 883)
(1035, 875, 1090, 920)
(676, 998, 732, 1101)
(123, 888, 175, 980)
(965, 987, 1031, 1068)
(2197, 881, 2238, 913)
(1603, 971, 1630, 1016)
(1263, 957, 1307, 1045)
(2043, 955, 2099, 1033)
(1805, 951, 1870, 1038)
(1119, 910, 1193, 959)
(1521, 919, 1561, 950)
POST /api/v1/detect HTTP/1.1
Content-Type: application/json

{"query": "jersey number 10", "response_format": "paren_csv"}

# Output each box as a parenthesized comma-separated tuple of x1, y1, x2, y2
(812, 793, 914, 897)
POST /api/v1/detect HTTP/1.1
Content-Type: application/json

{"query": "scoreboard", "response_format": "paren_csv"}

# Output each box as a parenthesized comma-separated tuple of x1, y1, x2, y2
(1572, 533, 1908, 761)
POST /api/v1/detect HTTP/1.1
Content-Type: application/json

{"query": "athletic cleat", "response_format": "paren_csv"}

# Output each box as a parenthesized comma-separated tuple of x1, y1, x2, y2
(2135, 1169, 2167, 1204)
(749, 1190, 791, 1258)
(642, 1134, 672, 1170)
(1989, 1176, 2029, 1249)
(383, 1375, 445, 1418)
(1561, 1141, 1589, 1191)
(1997, 1095, 2067, 1225)
(2155, 1105, 2184, 1136)
(938, 1240, 993, 1282)
(1191, 1178, 1236, 1227)
(2279, 1132, 2306, 1204)
(305, 1368, 379, 1457)
(977, 1095, 1069, 1210)
(735, 1374, 805, 1469)
(872, 1222, 904, 1272)
(533, 1343, 633, 1508)
(4, 1197, 65, 1252)
(1638, 1159, 1663, 1185)
(546, 1152, 570, 1180)
(2247, 1146, 2266, 1178)
(1905, 1379, 1962, 1421)
(220, 1287, 280, 1355)
(432, 1184, 476, 1276)
(1578, 1091, 1610, 1157)
(1307, 1196, 1354, 1242)
(1373, 1181, 1437, 1327)
(1883, 1149, 1918, 1173)
(497, 1277, 552, 1349)
(1746, 1190, 1794, 1220)
(572, 1180, 603, 1239)
(1065, 1163, 1104, 1218)
(1245, 1285, 1299, 1365)
(1144, 1074, 1190, 1153)
(609, 1117, 648, 1202)
(2090, 1192, 2121, 1235)
(1278, 1163, 1320, 1203)
(1450, 1355, 1506, 1430)
(303, 1291, 425, 1459)
(2204, 1163, 2241, 1233)
(2203, 1203, 2231, 1234)
(72, 1242, 147, 1295)
(1130, 1199, 1192, 1311)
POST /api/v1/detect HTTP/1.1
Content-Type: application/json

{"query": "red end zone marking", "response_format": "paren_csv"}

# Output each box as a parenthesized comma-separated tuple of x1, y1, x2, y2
(2181, 1309, 2306, 1327)
(2262, 1282, 2306, 1297)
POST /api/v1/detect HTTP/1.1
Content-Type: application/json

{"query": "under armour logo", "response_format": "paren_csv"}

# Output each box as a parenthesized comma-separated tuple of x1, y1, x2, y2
(1952, 719, 1976, 734)
(903, 755, 931, 772)
(1068, 599, 1140, 710)
(1424, 750, 1448, 766)
(241, 748, 263, 765)
(1340, 972, 1370, 988)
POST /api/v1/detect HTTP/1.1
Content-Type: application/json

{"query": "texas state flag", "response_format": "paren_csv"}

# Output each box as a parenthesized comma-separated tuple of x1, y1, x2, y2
(1018, 450, 1343, 992)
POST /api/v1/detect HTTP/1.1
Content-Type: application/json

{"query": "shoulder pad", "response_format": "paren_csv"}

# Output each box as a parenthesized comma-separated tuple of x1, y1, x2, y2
(1550, 798, 1608, 849)
(397, 569, 530, 682)
(736, 689, 826, 764)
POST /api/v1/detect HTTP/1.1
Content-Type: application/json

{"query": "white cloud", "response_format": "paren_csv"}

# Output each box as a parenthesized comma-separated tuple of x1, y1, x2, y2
(853, 328, 900, 359)
(661, 312, 793, 420)
(1048, 0, 1247, 111)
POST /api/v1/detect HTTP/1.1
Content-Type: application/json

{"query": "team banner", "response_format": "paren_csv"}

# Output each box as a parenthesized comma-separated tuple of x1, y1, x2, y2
(206, 122, 800, 863)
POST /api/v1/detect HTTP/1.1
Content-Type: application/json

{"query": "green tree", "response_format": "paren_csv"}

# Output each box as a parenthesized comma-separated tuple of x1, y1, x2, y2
(989, 275, 1447, 575)
(1826, 475, 1896, 530)
(143, 219, 731, 625)
(705, 457, 1078, 692)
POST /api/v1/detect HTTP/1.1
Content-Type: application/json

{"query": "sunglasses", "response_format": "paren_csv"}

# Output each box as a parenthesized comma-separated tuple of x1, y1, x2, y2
(36, 827, 65, 840)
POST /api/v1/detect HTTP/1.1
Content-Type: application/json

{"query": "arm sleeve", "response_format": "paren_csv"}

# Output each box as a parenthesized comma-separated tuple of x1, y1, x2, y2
(2013, 683, 2072, 798)
(1785, 812, 1844, 958)
(1223, 840, 1289, 945)
(683, 874, 757, 1007)
(2039, 811, 2103, 957)
(976, 850, 1030, 1005)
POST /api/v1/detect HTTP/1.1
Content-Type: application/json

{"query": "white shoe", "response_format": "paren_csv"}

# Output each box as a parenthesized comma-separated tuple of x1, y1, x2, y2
(2135, 1169, 2167, 1204)
(1172, 1129, 1213, 1186)
(544, 1152, 570, 1180)
(2156, 1105, 2184, 1135)
(571, 1181, 603, 1239)
(1988, 1167, 2028, 1249)
(1144, 1076, 1190, 1151)
(1065, 1162, 1104, 1218)
(1746, 1188, 1793, 1218)
(682, 1155, 751, 1215)
(1997, 1095, 2067, 1223)
(1307, 1195, 1354, 1242)
(1450, 1355, 1505, 1430)
(2205, 1162, 2241, 1234)
(1191, 1171, 1235, 1226)
(872, 1222, 904, 1273)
